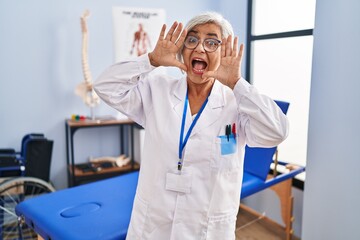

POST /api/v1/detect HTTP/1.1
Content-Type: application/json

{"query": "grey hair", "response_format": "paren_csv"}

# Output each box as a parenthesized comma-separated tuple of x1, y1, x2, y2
(177, 12, 234, 62)
(185, 12, 234, 39)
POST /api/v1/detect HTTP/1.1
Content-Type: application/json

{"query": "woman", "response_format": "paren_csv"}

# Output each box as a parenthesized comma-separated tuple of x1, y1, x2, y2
(94, 12, 288, 240)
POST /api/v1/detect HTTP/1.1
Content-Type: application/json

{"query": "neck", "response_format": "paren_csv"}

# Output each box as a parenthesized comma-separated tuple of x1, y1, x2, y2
(187, 78, 214, 98)
(186, 78, 214, 115)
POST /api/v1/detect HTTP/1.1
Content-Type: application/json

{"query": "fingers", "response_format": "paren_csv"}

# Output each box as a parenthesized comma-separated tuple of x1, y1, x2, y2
(232, 37, 238, 57)
(171, 22, 183, 42)
(238, 43, 244, 62)
(176, 28, 187, 48)
(162, 21, 186, 46)
(221, 38, 226, 57)
(202, 70, 216, 80)
(221, 35, 244, 61)
(221, 35, 234, 57)
(158, 24, 166, 40)
(225, 35, 232, 56)
(175, 62, 188, 72)
(153, 21, 187, 71)
(166, 22, 185, 41)
(165, 22, 178, 41)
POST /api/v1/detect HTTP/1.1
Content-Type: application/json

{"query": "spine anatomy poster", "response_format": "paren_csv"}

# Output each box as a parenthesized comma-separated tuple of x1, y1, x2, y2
(112, 7, 166, 62)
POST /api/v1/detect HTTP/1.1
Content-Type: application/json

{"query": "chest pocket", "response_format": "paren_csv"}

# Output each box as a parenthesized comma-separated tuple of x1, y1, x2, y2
(211, 135, 240, 170)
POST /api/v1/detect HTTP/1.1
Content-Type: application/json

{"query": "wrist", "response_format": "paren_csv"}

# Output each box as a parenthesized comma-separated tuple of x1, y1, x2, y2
(228, 78, 240, 90)
(148, 52, 160, 67)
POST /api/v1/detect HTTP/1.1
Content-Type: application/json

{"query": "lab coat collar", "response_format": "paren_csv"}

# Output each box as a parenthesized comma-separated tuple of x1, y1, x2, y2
(172, 78, 225, 136)
(173, 76, 187, 102)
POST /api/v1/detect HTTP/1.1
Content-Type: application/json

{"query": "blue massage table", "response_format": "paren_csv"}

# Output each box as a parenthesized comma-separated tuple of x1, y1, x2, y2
(15, 165, 304, 240)
(15, 165, 303, 240)
(15, 171, 139, 240)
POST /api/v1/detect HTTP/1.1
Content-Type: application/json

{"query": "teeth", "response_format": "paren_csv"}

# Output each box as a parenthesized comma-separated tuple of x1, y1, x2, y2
(193, 58, 205, 62)
(193, 68, 204, 73)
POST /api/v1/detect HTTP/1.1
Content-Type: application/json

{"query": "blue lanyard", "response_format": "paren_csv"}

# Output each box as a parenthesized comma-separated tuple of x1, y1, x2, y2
(178, 90, 209, 170)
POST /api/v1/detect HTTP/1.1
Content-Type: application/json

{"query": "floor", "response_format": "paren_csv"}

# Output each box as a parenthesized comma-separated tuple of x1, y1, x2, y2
(235, 206, 300, 240)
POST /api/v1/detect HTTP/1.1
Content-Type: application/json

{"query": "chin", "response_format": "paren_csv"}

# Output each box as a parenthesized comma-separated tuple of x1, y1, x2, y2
(187, 72, 212, 85)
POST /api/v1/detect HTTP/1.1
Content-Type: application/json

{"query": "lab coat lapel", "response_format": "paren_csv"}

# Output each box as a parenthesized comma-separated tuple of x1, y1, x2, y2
(172, 78, 193, 135)
(172, 77, 186, 117)
(190, 80, 224, 137)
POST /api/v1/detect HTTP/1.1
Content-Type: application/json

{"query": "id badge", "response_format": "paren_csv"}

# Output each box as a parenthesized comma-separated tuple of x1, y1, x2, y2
(165, 170, 192, 194)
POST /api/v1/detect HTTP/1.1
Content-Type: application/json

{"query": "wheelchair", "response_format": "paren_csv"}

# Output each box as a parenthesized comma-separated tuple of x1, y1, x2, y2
(0, 133, 55, 240)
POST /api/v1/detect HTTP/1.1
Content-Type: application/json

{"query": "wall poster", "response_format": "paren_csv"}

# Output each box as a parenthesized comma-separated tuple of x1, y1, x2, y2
(112, 7, 166, 62)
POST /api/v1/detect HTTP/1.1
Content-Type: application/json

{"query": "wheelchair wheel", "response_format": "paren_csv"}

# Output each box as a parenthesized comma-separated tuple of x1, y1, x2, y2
(0, 177, 55, 240)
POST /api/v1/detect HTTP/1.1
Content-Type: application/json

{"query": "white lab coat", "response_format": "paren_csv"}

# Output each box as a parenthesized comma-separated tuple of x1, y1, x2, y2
(94, 54, 288, 240)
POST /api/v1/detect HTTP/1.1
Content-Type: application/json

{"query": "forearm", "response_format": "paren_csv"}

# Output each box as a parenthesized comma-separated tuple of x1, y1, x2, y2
(94, 54, 154, 96)
(93, 54, 155, 125)
(234, 79, 289, 147)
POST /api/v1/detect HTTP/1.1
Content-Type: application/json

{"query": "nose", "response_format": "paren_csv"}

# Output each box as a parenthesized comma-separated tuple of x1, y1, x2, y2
(194, 40, 206, 53)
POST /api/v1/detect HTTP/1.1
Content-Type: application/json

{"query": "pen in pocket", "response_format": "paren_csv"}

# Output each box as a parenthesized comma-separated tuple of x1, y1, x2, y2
(225, 124, 231, 141)
(232, 123, 236, 139)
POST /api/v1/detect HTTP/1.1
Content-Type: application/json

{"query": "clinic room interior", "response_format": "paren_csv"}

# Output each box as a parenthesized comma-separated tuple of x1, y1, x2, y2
(0, 0, 359, 239)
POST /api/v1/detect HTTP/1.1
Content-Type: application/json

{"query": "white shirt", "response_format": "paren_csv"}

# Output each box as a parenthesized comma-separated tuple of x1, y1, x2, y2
(94, 54, 288, 240)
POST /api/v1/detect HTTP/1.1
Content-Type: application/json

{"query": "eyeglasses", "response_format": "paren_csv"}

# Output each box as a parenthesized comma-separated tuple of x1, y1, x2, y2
(184, 35, 222, 53)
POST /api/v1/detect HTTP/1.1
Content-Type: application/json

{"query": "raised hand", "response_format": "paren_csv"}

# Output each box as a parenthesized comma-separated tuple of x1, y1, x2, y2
(202, 35, 244, 89)
(148, 22, 187, 71)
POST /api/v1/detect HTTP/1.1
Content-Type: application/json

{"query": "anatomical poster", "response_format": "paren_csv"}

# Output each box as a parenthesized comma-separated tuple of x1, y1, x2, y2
(113, 6, 166, 62)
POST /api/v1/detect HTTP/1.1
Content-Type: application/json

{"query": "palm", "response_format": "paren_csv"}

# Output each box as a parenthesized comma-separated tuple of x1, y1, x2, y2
(217, 54, 241, 84)
(153, 36, 179, 64)
(149, 22, 187, 71)
(203, 36, 244, 89)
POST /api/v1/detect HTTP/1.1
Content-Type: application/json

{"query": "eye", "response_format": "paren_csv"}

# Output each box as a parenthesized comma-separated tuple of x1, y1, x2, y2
(186, 36, 198, 45)
(204, 39, 220, 50)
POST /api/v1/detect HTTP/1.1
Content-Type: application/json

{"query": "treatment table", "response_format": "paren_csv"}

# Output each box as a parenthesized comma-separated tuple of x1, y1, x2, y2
(15, 171, 139, 240)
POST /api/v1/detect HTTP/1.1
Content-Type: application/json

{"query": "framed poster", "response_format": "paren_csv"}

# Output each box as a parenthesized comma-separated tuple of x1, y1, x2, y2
(112, 7, 166, 62)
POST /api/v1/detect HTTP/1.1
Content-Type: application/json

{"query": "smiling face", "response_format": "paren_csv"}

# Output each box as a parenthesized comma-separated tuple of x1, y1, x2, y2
(182, 23, 222, 85)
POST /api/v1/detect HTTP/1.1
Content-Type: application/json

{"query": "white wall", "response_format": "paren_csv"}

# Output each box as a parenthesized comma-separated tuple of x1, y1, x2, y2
(302, 0, 360, 239)
(0, 0, 217, 189)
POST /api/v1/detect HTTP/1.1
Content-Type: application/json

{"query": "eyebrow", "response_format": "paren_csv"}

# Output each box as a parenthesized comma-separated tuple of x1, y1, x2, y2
(188, 29, 219, 38)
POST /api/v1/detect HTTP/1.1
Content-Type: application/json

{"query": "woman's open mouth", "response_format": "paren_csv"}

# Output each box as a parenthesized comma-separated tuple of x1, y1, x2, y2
(191, 58, 208, 75)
